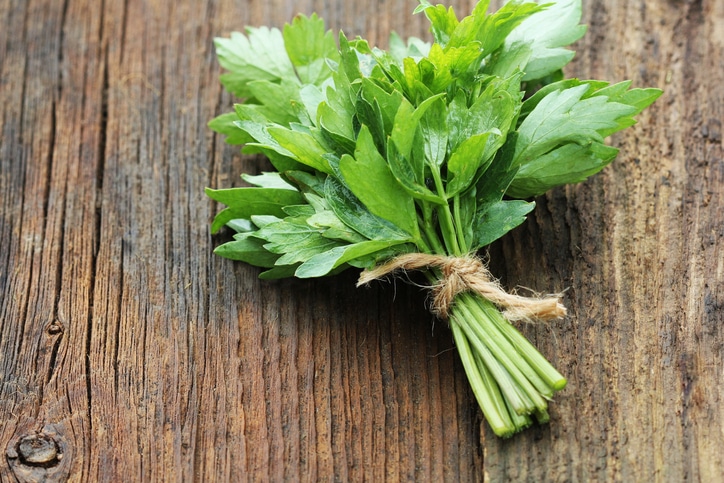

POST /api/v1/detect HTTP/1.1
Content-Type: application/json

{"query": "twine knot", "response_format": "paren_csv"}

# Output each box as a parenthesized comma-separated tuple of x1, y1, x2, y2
(357, 253, 566, 321)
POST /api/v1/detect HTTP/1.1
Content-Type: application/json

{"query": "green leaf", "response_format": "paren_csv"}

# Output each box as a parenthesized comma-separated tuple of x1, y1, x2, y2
(387, 140, 445, 203)
(340, 127, 419, 239)
(241, 172, 297, 190)
(232, 113, 308, 172)
(267, 127, 333, 174)
(418, 0, 542, 55)
(226, 219, 256, 233)
(507, 141, 619, 198)
(473, 200, 535, 248)
(317, 69, 358, 152)
(285, 170, 328, 196)
(283, 13, 339, 85)
(232, 105, 303, 165)
(455, 190, 477, 250)
(419, 95, 448, 168)
(215, 27, 297, 98)
(451, 1, 543, 55)
(209, 0, 660, 292)
(214, 233, 279, 267)
(390, 94, 446, 161)
(589, 83, 663, 137)
(601, 84, 663, 113)
(246, 79, 302, 125)
(389, 31, 431, 62)
(325, 176, 412, 242)
(250, 215, 281, 228)
(468, 135, 523, 251)
(484, 42, 532, 80)
(282, 204, 316, 217)
(415, 2, 460, 46)
(338, 32, 366, 81)
(370, 47, 409, 88)
(514, 84, 637, 166)
(355, 96, 387, 154)
(426, 42, 484, 93)
(244, 145, 308, 173)
(257, 216, 344, 265)
(208, 112, 253, 145)
(446, 131, 494, 197)
(307, 210, 367, 243)
(206, 187, 304, 233)
(295, 239, 408, 278)
(441, 0, 487, 48)
(518, 79, 609, 121)
(500, 0, 587, 81)
(299, 84, 325, 125)
(360, 78, 404, 135)
(475, 133, 520, 208)
(259, 264, 300, 279)
(446, 87, 516, 155)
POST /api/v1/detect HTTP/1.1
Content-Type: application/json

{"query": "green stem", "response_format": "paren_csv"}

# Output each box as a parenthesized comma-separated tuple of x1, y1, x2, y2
(472, 294, 567, 391)
(455, 298, 550, 411)
(415, 168, 565, 435)
(452, 195, 469, 253)
(430, 169, 461, 256)
(449, 319, 516, 437)
(415, 232, 433, 255)
(460, 293, 556, 397)
(419, 203, 447, 255)
(452, 307, 535, 414)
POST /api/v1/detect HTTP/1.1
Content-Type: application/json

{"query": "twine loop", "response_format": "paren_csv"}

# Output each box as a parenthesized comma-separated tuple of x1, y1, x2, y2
(357, 253, 566, 321)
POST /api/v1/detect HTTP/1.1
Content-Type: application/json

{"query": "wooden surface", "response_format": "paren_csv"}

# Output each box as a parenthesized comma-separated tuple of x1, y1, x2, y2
(1, 0, 722, 481)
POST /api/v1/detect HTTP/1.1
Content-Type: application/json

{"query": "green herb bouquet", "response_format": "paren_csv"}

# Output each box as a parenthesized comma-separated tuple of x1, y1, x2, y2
(207, 0, 661, 437)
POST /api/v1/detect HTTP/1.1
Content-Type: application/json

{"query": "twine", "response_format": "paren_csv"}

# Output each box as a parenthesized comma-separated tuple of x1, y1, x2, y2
(357, 253, 566, 321)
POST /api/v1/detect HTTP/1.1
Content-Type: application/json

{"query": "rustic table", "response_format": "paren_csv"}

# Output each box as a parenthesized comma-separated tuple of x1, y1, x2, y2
(1, 0, 722, 481)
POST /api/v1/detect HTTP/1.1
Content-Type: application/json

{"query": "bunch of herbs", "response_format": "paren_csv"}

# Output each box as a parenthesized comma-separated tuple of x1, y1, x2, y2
(207, 0, 661, 436)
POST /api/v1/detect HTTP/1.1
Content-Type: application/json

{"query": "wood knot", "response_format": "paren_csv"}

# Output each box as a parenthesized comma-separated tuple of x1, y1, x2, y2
(15, 433, 61, 467)
(46, 319, 64, 335)
(7, 428, 70, 481)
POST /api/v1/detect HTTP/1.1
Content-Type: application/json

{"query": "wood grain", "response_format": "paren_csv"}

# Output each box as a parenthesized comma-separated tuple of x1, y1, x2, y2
(1, 0, 722, 481)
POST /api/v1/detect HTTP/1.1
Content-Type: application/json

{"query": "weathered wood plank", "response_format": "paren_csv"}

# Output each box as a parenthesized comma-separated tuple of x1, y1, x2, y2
(1, 0, 722, 481)
(485, 1, 724, 481)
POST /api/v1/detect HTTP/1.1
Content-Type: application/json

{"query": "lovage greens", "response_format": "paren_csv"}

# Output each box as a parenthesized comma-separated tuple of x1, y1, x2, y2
(207, 0, 661, 437)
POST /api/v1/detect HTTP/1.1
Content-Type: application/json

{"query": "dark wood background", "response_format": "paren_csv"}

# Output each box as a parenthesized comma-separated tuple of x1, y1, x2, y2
(1, 0, 722, 481)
